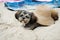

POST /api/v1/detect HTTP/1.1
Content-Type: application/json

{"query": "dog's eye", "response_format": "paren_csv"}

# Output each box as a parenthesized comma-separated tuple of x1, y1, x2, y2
(24, 12, 27, 14)
(20, 15, 23, 17)
(26, 16, 29, 18)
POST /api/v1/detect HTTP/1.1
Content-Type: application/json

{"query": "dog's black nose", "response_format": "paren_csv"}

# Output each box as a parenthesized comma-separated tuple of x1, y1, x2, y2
(23, 17, 25, 19)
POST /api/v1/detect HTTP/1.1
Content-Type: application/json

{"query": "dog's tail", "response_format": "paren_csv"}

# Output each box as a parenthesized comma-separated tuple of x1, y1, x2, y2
(51, 9, 59, 21)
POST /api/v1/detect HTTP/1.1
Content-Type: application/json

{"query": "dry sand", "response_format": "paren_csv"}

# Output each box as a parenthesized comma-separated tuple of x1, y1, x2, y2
(0, 2, 60, 40)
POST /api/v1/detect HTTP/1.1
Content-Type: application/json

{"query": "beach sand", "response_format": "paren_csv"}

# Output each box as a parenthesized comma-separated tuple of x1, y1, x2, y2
(0, 2, 60, 40)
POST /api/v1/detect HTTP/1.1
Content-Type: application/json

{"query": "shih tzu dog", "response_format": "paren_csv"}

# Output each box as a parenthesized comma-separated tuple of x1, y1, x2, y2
(15, 10, 40, 30)
(15, 6, 59, 30)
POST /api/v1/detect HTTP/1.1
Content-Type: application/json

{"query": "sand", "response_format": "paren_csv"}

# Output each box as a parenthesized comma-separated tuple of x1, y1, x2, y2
(0, 2, 60, 40)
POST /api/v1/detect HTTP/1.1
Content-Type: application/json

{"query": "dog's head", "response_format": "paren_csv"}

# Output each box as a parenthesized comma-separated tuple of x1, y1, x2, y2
(15, 10, 35, 24)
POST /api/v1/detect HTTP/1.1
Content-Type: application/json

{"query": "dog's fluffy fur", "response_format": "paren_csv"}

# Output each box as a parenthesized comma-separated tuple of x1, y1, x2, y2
(33, 5, 58, 25)
(15, 5, 59, 30)
(15, 10, 32, 24)
(15, 10, 39, 30)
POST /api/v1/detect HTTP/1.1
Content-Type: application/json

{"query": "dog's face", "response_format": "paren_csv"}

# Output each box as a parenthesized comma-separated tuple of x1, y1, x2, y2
(15, 10, 32, 24)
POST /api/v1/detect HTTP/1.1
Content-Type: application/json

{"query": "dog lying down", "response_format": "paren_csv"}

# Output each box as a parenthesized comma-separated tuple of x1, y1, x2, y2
(15, 6, 59, 30)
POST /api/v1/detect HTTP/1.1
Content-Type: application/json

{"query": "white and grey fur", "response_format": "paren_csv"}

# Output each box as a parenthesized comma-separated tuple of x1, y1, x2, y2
(15, 10, 59, 30)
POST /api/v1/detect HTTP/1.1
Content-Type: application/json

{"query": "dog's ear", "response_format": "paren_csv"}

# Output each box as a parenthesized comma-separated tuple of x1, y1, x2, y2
(29, 13, 37, 24)
(15, 10, 22, 19)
